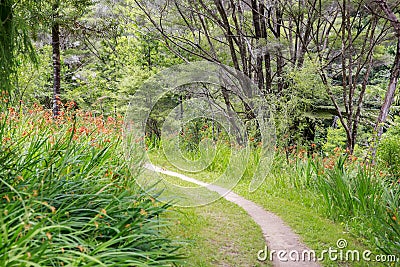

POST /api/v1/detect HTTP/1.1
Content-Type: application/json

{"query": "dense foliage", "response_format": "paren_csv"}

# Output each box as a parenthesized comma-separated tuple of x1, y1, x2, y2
(1, 0, 400, 265)
(0, 106, 183, 266)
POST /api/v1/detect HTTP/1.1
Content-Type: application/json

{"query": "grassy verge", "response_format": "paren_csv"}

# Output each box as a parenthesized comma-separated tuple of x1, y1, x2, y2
(148, 149, 391, 266)
(166, 199, 269, 267)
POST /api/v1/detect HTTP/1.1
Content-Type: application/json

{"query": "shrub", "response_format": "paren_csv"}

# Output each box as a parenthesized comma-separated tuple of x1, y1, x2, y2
(378, 135, 400, 180)
(322, 126, 347, 156)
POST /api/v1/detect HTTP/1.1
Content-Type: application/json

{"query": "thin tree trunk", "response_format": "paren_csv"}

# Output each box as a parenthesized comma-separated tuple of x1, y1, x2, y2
(214, 0, 240, 72)
(259, 2, 272, 94)
(52, 1, 61, 117)
(275, 8, 284, 94)
(371, 38, 400, 158)
(250, 0, 265, 93)
(0, 0, 13, 95)
(370, 0, 400, 160)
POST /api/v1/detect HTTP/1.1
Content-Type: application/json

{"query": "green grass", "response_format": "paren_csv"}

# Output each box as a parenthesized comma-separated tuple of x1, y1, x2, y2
(166, 200, 270, 267)
(148, 148, 395, 266)
(165, 199, 269, 266)
(140, 160, 269, 266)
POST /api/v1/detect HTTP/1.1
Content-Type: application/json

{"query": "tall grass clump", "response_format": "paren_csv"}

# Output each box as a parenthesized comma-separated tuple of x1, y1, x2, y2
(256, 145, 399, 257)
(0, 104, 183, 266)
(314, 156, 383, 220)
(309, 154, 399, 257)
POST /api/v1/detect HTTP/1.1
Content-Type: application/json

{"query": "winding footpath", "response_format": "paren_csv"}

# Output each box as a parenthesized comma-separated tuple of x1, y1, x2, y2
(145, 163, 321, 267)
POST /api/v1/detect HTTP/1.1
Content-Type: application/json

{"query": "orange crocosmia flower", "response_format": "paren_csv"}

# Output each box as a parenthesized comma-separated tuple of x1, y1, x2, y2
(78, 126, 89, 135)
(140, 209, 147, 216)
(50, 206, 56, 213)
(3, 195, 10, 202)
(107, 116, 115, 123)
(46, 232, 52, 240)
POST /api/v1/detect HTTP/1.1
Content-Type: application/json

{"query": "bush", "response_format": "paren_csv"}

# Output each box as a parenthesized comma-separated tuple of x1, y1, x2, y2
(322, 126, 347, 156)
(270, 147, 399, 257)
(378, 130, 400, 180)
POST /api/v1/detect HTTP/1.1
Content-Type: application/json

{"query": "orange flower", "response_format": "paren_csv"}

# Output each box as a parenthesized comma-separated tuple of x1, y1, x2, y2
(311, 143, 316, 148)
(46, 232, 52, 240)
(140, 209, 148, 216)
(107, 116, 115, 123)
(3, 195, 10, 203)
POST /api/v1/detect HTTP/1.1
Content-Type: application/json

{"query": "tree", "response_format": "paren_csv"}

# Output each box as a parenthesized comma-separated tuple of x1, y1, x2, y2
(52, 0, 61, 116)
(0, 0, 35, 102)
(133, 0, 282, 95)
(134, 0, 395, 153)
(304, 0, 391, 154)
(33, 0, 92, 116)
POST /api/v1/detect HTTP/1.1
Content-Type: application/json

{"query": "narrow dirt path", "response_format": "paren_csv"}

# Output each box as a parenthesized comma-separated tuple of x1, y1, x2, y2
(145, 164, 321, 267)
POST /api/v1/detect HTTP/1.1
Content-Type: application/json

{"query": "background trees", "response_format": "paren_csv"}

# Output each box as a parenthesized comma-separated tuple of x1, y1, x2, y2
(3, 0, 399, 157)
(133, 0, 399, 155)
(370, 0, 400, 157)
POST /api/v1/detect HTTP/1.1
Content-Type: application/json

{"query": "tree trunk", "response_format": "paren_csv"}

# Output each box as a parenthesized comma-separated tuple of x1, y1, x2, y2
(370, 0, 400, 160)
(275, 8, 284, 94)
(214, 0, 240, 72)
(52, 1, 61, 117)
(0, 0, 13, 95)
(371, 38, 400, 158)
(376, 39, 400, 137)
